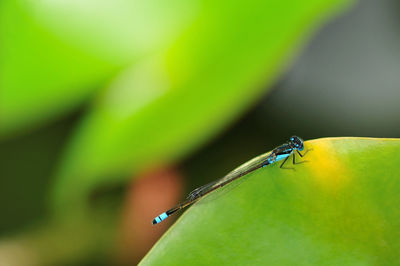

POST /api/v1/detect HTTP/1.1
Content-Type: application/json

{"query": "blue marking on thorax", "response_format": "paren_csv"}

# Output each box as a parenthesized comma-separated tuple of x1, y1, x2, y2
(283, 147, 292, 153)
(275, 153, 290, 162)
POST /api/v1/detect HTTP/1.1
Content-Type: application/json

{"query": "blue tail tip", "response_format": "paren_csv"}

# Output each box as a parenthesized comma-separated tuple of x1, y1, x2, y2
(152, 212, 168, 225)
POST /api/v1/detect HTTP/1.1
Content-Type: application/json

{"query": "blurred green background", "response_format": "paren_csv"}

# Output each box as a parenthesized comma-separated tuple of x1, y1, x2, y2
(1, 0, 399, 265)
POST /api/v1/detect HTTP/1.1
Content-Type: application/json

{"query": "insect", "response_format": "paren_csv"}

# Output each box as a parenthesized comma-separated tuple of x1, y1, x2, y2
(152, 136, 309, 225)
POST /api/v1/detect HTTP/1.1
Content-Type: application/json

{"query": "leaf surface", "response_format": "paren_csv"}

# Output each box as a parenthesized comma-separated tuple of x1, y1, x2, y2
(141, 138, 400, 265)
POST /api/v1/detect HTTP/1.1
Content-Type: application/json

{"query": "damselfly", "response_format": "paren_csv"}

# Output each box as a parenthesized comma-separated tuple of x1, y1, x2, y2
(152, 136, 309, 225)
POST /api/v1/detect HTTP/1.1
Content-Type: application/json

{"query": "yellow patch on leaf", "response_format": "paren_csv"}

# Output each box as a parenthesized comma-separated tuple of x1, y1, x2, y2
(305, 139, 351, 191)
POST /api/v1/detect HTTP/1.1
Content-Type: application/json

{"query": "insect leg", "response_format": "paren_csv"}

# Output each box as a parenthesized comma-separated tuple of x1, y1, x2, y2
(280, 156, 289, 168)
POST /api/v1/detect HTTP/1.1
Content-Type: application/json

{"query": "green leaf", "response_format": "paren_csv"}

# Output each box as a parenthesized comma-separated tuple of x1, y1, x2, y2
(0, 1, 114, 136)
(51, 0, 351, 211)
(0, 0, 191, 136)
(141, 137, 400, 265)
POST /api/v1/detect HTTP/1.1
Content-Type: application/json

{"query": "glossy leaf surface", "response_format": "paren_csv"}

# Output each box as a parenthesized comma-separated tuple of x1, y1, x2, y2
(142, 138, 400, 265)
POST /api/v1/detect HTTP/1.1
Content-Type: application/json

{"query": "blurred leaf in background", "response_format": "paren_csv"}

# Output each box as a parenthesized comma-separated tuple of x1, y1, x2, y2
(0, 0, 197, 137)
(49, 0, 351, 213)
